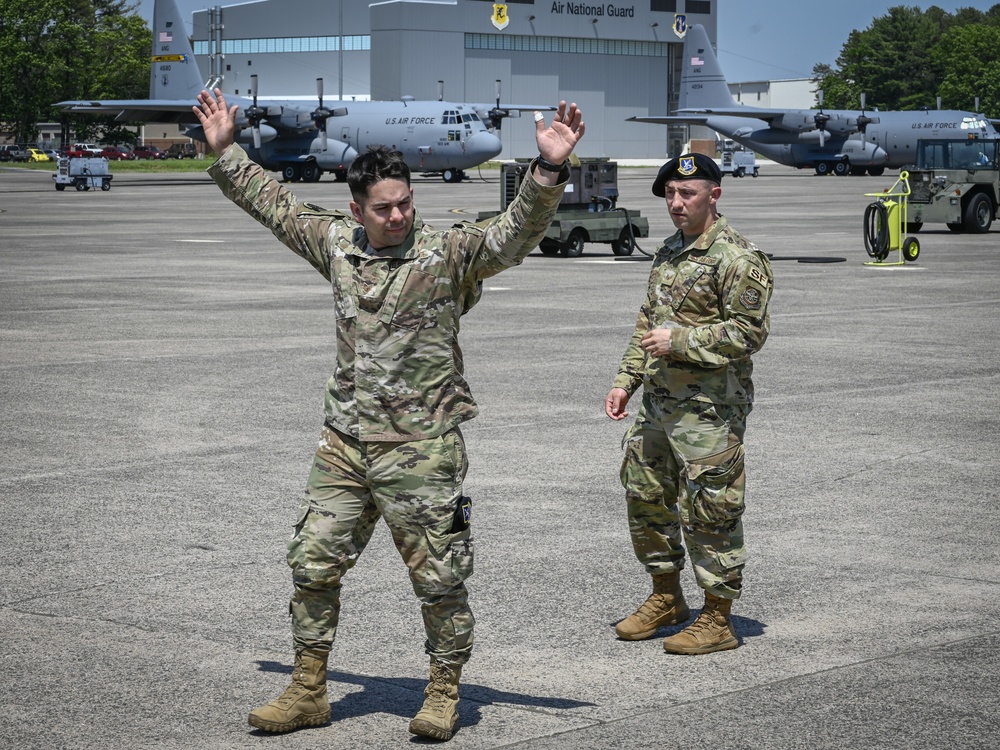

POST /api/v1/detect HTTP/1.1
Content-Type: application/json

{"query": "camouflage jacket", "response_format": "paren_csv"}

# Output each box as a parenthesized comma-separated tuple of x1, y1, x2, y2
(208, 144, 566, 440)
(612, 215, 772, 406)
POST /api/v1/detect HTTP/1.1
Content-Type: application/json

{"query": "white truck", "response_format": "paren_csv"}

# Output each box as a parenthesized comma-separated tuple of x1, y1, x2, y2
(52, 157, 113, 191)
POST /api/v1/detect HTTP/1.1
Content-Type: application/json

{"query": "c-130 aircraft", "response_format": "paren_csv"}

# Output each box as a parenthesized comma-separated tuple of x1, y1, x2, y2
(56, 0, 551, 183)
(629, 24, 1000, 176)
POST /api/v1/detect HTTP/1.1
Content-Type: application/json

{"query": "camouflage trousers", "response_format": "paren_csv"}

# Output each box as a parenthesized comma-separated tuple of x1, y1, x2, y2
(620, 395, 749, 599)
(287, 425, 475, 666)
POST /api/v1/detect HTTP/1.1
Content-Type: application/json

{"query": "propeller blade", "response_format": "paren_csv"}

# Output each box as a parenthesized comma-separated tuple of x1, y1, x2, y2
(247, 74, 264, 150)
(312, 77, 331, 150)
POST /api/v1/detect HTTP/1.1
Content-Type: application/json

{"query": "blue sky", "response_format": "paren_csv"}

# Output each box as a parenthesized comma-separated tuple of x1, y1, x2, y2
(138, 0, 997, 83)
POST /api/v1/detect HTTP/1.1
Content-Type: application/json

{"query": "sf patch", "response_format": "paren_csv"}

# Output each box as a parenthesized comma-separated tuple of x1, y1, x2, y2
(748, 266, 770, 289)
(740, 286, 763, 311)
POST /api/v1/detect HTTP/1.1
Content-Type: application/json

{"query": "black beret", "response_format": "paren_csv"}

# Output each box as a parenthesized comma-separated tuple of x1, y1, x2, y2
(652, 153, 723, 197)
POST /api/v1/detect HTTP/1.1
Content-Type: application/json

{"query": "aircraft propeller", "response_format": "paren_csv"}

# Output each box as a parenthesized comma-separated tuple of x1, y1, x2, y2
(311, 78, 333, 150)
(814, 89, 830, 147)
(245, 74, 268, 149)
(856, 93, 876, 134)
(487, 79, 510, 131)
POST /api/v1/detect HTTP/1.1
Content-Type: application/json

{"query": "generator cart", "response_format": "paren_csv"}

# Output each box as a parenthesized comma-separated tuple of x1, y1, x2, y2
(719, 141, 759, 178)
(53, 157, 113, 191)
(477, 159, 649, 257)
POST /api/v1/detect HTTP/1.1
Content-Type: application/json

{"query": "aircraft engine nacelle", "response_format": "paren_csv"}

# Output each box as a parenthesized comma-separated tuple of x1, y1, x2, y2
(234, 123, 278, 145)
(309, 138, 359, 170)
(773, 113, 819, 133)
(185, 123, 278, 145)
(822, 115, 858, 135)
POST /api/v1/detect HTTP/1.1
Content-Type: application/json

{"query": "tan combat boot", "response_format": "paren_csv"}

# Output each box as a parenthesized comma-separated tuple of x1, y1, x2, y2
(662, 592, 738, 655)
(615, 571, 690, 640)
(409, 662, 462, 741)
(247, 649, 331, 733)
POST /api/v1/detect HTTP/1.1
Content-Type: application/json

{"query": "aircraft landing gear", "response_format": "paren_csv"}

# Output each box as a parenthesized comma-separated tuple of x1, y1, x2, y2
(815, 162, 831, 176)
(302, 163, 322, 182)
(282, 165, 302, 182)
(442, 168, 466, 183)
(833, 160, 850, 177)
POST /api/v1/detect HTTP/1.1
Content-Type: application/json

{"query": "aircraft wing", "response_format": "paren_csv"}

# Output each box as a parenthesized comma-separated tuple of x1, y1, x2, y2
(626, 115, 710, 125)
(54, 96, 331, 136)
(55, 98, 209, 124)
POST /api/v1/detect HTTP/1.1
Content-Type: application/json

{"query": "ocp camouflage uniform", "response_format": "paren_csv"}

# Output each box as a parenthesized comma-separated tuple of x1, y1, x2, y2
(613, 215, 772, 599)
(208, 144, 567, 666)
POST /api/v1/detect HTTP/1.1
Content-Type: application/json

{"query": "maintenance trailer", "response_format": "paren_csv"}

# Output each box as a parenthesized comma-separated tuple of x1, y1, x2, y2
(906, 138, 998, 234)
(478, 159, 649, 257)
(52, 157, 113, 191)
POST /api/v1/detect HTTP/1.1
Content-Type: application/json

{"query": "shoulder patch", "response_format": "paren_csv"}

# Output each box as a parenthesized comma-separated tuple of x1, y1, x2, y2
(748, 266, 770, 288)
(740, 286, 763, 311)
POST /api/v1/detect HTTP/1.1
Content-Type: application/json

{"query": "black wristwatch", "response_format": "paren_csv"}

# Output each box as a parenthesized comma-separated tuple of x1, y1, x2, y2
(536, 156, 568, 173)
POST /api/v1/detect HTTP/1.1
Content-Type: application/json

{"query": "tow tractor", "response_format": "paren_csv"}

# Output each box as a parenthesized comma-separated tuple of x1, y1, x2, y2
(477, 158, 649, 257)
(52, 156, 113, 191)
(905, 137, 998, 234)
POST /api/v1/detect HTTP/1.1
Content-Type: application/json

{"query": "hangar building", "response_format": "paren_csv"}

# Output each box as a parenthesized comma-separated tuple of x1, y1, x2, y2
(191, 0, 719, 161)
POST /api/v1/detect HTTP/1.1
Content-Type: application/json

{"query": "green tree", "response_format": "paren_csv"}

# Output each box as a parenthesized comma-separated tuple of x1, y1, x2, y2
(814, 4, 1000, 118)
(0, 0, 150, 145)
(933, 23, 1000, 115)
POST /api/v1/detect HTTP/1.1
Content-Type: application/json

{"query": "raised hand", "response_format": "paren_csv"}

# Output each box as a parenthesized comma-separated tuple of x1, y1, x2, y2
(534, 101, 585, 165)
(193, 88, 239, 156)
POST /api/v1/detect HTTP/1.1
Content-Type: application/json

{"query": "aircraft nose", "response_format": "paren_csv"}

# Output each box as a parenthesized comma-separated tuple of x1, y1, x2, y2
(466, 130, 502, 160)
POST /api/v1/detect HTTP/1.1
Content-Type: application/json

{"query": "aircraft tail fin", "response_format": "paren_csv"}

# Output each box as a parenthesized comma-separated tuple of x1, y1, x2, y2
(679, 25, 739, 111)
(150, 0, 205, 100)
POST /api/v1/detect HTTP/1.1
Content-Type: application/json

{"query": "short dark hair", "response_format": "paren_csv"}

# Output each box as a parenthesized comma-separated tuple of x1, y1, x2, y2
(347, 145, 410, 203)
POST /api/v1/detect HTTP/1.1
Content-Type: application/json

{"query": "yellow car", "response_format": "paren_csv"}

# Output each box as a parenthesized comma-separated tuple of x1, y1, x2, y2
(26, 148, 51, 162)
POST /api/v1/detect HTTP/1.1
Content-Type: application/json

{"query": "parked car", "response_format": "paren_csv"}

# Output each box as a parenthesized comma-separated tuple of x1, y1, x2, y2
(166, 142, 197, 159)
(26, 148, 51, 162)
(42, 149, 60, 161)
(0, 145, 28, 162)
(64, 143, 102, 158)
(100, 146, 133, 161)
(132, 145, 166, 160)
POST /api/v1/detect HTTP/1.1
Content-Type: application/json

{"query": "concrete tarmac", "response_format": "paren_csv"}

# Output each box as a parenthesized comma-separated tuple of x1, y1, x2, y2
(2, 160, 998, 749)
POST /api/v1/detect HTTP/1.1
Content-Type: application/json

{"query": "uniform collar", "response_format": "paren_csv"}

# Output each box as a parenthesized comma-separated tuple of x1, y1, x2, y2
(665, 214, 728, 259)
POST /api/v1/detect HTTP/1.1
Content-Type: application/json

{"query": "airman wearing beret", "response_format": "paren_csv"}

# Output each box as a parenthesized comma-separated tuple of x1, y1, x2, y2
(604, 151, 773, 655)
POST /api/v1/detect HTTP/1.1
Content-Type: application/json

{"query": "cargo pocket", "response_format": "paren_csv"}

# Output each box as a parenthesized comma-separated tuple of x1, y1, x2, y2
(685, 441, 746, 526)
(422, 497, 475, 590)
(286, 497, 312, 569)
(620, 425, 664, 502)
